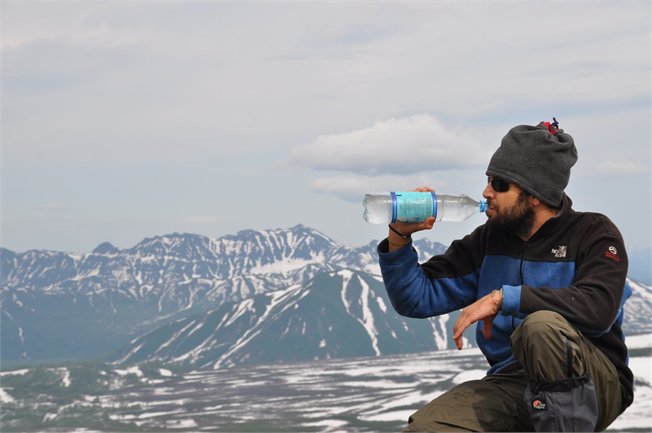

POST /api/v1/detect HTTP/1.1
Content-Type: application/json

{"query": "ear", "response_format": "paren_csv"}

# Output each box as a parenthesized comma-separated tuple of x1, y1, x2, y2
(529, 195, 542, 207)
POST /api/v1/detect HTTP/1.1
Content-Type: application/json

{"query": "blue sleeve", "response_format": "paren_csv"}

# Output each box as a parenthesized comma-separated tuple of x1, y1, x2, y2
(377, 238, 479, 318)
(500, 284, 525, 318)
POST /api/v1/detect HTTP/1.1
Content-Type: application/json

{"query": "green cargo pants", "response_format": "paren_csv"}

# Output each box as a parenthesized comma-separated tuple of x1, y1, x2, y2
(403, 311, 623, 432)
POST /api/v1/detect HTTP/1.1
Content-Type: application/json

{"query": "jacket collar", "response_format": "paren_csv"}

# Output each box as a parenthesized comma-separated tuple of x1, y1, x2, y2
(528, 194, 574, 242)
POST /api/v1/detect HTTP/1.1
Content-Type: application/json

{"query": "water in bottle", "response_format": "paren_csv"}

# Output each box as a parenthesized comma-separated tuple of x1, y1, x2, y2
(362, 192, 486, 224)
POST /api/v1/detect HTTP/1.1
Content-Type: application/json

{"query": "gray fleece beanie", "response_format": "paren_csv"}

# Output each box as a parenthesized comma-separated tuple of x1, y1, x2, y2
(486, 122, 578, 208)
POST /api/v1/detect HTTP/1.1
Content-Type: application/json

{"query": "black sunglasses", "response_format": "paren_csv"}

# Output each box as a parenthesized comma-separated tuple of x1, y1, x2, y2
(488, 177, 511, 192)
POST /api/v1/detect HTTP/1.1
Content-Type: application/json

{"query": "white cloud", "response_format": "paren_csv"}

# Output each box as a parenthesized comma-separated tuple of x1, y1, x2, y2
(290, 115, 491, 175)
(3, 3, 649, 166)
(594, 162, 649, 177)
(310, 173, 449, 202)
(1, 2, 649, 252)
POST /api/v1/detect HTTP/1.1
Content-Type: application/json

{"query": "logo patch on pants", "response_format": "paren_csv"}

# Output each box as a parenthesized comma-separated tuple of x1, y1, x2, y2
(532, 399, 547, 411)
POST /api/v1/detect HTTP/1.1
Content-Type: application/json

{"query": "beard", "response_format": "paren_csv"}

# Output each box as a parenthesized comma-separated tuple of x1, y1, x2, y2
(487, 191, 535, 239)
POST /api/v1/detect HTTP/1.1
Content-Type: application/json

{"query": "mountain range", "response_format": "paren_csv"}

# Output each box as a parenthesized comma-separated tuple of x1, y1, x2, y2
(1, 224, 650, 369)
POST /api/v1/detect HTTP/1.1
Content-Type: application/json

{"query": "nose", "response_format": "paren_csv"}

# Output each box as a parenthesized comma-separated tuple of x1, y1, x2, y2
(482, 182, 494, 200)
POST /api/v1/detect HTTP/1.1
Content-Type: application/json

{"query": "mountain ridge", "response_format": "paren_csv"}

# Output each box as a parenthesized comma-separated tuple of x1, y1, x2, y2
(1, 224, 650, 369)
(0, 225, 448, 366)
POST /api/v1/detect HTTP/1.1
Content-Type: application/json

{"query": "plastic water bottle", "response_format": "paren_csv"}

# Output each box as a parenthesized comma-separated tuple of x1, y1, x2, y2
(363, 192, 487, 224)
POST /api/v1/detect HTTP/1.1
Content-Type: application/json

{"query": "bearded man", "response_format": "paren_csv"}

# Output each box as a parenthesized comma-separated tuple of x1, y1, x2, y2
(377, 120, 633, 432)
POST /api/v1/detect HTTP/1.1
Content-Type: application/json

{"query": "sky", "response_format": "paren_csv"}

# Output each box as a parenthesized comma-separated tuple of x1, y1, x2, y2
(1, 1, 650, 256)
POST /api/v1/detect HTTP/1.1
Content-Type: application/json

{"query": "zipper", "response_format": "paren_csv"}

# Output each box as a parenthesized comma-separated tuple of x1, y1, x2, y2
(519, 242, 527, 284)
(513, 242, 527, 331)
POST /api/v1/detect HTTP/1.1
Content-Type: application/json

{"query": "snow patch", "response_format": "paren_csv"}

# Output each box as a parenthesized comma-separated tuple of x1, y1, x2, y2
(213, 285, 305, 367)
(377, 296, 387, 313)
(42, 412, 57, 422)
(339, 271, 380, 355)
(59, 368, 71, 387)
(0, 388, 15, 403)
(249, 258, 318, 275)
(114, 366, 144, 377)
(433, 315, 449, 350)
(356, 276, 380, 356)
(451, 369, 485, 385)
(629, 356, 652, 385)
(166, 418, 198, 428)
(0, 369, 29, 377)
(626, 332, 652, 349)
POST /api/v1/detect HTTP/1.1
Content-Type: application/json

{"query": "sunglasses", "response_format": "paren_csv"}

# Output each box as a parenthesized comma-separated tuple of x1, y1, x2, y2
(488, 177, 511, 192)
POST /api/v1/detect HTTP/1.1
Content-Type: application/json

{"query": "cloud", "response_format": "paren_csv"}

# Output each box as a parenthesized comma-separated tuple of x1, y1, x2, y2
(594, 162, 649, 176)
(2, 2, 649, 252)
(309, 173, 449, 202)
(3, 4, 648, 168)
(290, 114, 491, 176)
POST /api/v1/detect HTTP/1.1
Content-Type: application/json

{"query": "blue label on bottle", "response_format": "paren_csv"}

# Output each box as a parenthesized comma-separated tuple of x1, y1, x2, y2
(391, 191, 437, 223)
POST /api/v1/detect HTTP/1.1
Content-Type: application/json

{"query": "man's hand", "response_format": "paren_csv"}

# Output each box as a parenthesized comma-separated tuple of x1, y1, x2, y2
(389, 216, 436, 238)
(386, 187, 436, 251)
(452, 291, 502, 350)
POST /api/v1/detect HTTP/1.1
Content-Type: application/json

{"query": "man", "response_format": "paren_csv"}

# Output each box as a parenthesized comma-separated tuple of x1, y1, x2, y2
(378, 121, 633, 432)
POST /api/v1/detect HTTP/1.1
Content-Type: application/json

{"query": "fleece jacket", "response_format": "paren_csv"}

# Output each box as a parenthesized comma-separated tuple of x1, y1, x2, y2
(377, 195, 633, 410)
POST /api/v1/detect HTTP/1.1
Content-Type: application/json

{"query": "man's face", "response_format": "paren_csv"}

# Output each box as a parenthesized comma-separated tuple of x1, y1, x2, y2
(483, 177, 535, 239)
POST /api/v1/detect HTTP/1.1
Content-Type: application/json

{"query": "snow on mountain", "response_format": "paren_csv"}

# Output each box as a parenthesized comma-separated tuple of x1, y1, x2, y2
(0, 225, 449, 364)
(113, 269, 457, 368)
(623, 278, 652, 335)
(1, 224, 648, 368)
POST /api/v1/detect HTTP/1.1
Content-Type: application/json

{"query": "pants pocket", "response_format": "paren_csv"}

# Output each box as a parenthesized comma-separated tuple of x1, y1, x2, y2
(525, 375, 598, 432)
(524, 336, 599, 432)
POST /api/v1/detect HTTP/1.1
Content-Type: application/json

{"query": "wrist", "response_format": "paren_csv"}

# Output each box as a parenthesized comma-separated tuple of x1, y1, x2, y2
(490, 288, 503, 310)
(387, 225, 411, 249)
(387, 234, 411, 248)
(388, 224, 410, 240)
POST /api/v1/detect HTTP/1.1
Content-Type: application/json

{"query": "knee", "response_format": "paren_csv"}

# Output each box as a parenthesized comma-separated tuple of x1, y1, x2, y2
(521, 310, 568, 327)
(511, 310, 577, 352)
(511, 310, 585, 377)
(510, 310, 577, 357)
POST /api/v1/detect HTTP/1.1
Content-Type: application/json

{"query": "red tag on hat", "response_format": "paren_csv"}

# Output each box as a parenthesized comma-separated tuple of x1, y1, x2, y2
(538, 117, 560, 135)
(542, 121, 558, 135)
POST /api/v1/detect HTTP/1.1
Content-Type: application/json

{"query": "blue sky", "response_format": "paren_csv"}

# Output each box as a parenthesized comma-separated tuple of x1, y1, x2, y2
(1, 1, 650, 256)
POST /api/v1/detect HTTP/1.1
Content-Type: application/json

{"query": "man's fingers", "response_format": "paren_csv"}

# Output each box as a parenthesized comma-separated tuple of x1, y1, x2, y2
(423, 216, 435, 229)
(483, 317, 493, 340)
(453, 312, 469, 350)
(393, 216, 435, 236)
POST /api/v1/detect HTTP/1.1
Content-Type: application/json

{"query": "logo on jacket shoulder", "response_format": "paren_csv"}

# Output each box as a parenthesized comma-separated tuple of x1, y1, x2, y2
(604, 246, 621, 262)
(551, 245, 567, 258)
